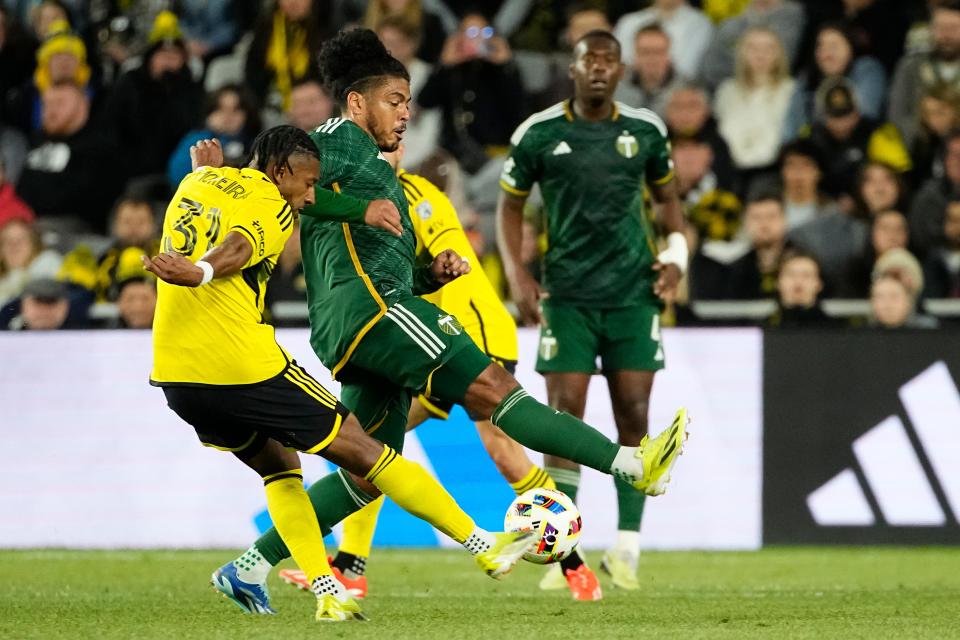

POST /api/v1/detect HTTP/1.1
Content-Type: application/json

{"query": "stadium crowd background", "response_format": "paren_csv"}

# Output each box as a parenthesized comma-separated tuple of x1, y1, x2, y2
(0, 0, 958, 331)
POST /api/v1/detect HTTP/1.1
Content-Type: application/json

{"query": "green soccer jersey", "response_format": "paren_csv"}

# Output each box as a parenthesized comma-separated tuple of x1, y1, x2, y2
(299, 117, 421, 376)
(500, 99, 674, 307)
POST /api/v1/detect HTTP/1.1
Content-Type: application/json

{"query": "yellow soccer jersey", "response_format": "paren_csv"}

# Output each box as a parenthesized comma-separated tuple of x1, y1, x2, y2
(151, 166, 294, 386)
(399, 171, 518, 363)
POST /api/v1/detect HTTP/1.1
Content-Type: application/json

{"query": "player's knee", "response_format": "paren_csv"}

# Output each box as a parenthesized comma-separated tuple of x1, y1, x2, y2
(464, 363, 520, 420)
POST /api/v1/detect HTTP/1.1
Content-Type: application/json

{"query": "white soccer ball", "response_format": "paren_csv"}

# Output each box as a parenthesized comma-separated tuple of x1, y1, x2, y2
(504, 487, 582, 564)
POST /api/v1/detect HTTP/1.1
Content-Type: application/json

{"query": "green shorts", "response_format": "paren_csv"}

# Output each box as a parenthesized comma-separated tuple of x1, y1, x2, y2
(536, 299, 665, 374)
(336, 295, 492, 450)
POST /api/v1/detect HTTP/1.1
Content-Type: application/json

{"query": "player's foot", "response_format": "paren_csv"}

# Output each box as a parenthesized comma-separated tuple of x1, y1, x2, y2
(564, 564, 603, 601)
(475, 530, 536, 579)
(538, 563, 567, 590)
(634, 408, 689, 496)
(280, 567, 368, 599)
(600, 550, 640, 590)
(210, 562, 275, 614)
(315, 593, 367, 622)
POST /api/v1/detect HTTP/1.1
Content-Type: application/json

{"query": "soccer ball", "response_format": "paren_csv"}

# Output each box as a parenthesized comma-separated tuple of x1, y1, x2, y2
(504, 488, 581, 564)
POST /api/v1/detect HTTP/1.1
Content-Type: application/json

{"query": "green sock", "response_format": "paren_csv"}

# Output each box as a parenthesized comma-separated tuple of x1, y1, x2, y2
(546, 466, 581, 503)
(491, 387, 620, 472)
(615, 477, 645, 531)
(255, 469, 374, 566)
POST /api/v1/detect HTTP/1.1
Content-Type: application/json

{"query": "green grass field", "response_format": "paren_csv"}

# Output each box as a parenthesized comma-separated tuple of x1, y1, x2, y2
(2, 548, 959, 639)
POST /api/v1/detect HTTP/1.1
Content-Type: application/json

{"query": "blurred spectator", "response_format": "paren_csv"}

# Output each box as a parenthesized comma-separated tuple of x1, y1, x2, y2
(673, 135, 741, 243)
(267, 220, 306, 306)
(800, 0, 909, 75)
(376, 15, 440, 170)
(701, 0, 751, 24)
(923, 199, 960, 298)
(909, 130, 960, 258)
(803, 79, 910, 200)
(903, 0, 938, 56)
(167, 84, 261, 186)
(700, 0, 806, 89)
(614, 24, 686, 117)
(17, 82, 119, 232)
(873, 246, 925, 300)
(846, 209, 910, 296)
(418, 12, 525, 174)
(889, 1, 960, 143)
(113, 276, 157, 328)
(852, 161, 907, 220)
(770, 139, 839, 230)
(284, 76, 335, 131)
(870, 272, 938, 329)
(59, 195, 159, 302)
(0, 217, 60, 307)
(6, 18, 93, 132)
(784, 22, 886, 141)
(767, 250, 834, 327)
(495, 0, 566, 53)
(0, 7, 38, 122)
(713, 27, 794, 175)
(613, 0, 713, 78)
(365, 0, 447, 64)
(664, 83, 738, 189)
(107, 12, 203, 185)
(245, 0, 326, 113)
(907, 84, 960, 187)
(0, 158, 33, 227)
(5, 276, 72, 330)
(727, 192, 789, 299)
(178, 0, 240, 61)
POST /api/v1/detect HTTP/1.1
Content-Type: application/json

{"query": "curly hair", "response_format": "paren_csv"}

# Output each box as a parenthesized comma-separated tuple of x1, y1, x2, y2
(318, 27, 409, 103)
(247, 125, 318, 174)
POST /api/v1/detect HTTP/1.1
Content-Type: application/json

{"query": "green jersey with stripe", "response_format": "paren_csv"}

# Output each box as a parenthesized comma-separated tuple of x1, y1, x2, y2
(300, 117, 421, 376)
(500, 100, 674, 307)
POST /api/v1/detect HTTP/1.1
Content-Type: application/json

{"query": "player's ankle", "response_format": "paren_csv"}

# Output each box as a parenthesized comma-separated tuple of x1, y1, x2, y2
(332, 552, 367, 579)
(462, 528, 496, 555)
(559, 550, 585, 573)
(609, 446, 644, 484)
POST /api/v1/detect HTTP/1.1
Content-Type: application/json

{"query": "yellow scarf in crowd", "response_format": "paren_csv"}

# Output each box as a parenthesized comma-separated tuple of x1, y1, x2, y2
(266, 10, 310, 110)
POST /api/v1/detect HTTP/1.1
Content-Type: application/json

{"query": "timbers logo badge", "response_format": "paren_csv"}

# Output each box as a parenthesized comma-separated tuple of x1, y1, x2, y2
(616, 131, 639, 159)
(438, 314, 463, 335)
(539, 331, 558, 361)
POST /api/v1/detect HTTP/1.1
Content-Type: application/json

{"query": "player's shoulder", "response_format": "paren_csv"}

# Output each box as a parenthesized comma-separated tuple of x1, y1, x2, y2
(615, 103, 668, 138)
(181, 165, 281, 202)
(311, 117, 362, 142)
(398, 171, 451, 222)
(510, 101, 569, 146)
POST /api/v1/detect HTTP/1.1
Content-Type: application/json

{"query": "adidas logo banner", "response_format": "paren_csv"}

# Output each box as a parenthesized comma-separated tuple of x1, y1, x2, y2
(763, 331, 960, 544)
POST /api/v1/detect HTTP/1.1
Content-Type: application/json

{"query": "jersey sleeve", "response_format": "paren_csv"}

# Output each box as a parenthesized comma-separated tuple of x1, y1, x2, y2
(642, 113, 675, 186)
(227, 194, 291, 268)
(499, 126, 541, 197)
(402, 174, 467, 258)
(300, 186, 369, 223)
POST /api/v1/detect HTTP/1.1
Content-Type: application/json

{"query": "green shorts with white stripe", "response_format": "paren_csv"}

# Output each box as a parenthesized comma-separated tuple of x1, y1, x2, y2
(336, 295, 492, 445)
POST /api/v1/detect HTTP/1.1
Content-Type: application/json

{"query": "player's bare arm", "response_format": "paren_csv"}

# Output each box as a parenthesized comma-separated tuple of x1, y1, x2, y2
(649, 178, 687, 302)
(190, 138, 224, 171)
(142, 231, 252, 287)
(496, 191, 543, 326)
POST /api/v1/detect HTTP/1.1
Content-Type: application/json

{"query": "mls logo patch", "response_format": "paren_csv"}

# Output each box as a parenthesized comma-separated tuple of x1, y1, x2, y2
(539, 333, 558, 361)
(416, 201, 433, 220)
(616, 131, 639, 159)
(438, 314, 463, 335)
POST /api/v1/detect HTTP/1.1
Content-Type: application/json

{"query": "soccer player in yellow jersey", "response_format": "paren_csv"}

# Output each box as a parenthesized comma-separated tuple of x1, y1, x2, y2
(144, 127, 532, 622)
(279, 146, 563, 598)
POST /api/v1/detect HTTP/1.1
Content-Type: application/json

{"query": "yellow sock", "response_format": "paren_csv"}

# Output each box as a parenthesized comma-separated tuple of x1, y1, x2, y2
(509, 464, 556, 495)
(339, 495, 384, 558)
(263, 469, 331, 583)
(366, 446, 475, 543)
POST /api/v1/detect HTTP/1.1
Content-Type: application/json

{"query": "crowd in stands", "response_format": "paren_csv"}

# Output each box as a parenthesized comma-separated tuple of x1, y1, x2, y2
(1, 0, 959, 331)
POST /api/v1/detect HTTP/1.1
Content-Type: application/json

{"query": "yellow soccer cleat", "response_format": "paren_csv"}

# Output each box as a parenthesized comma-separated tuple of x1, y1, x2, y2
(475, 531, 536, 579)
(600, 550, 640, 590)
(634, 408, 689, 496)
(315, 593, 367, 622)
(538, 563, 567, 591)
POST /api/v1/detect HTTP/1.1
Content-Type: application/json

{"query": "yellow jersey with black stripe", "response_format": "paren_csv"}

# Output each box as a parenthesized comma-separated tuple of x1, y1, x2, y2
(151, 167, 295, 386)
(399, 171, 518, 363)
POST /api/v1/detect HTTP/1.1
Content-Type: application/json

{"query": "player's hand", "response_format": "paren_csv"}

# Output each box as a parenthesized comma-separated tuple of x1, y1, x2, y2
(190, 138, 224, 171)
(364, 199, 403, 237)
(652, 261, 682, 303)
(508, 269, 544, 326)
(142, 252, 204, 287)
(431, 249, 471, 284)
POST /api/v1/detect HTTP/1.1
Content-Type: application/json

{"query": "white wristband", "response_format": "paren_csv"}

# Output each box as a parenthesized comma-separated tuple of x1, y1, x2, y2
(657, 232, 689, 275)
(196, 260, 214, 285)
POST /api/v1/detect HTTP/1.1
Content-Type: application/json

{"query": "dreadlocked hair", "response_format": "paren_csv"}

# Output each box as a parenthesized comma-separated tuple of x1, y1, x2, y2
(318, 27, 410, 103)
(247, 125, 319, 174)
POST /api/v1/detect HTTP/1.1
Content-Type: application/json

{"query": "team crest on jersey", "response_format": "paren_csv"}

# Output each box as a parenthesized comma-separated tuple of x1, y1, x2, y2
(416, 201, 433, 220)
(616, 131, 639, 159)
(539, 332, 558, 361)
(438, 314, 463, 335)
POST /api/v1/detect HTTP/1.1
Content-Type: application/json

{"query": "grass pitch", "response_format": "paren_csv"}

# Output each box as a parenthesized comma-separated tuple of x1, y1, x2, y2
(2, 548, 958, 639)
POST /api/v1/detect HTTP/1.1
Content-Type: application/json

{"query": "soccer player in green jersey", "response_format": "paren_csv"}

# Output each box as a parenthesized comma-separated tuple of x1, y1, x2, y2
(217, 28, 688, 609)
(497, 29, 690, 598)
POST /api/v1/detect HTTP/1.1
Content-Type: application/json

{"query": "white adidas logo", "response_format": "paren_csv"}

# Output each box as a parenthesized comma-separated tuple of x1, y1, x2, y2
(552, 141, 572, 156)
(807, 361, 960, 527)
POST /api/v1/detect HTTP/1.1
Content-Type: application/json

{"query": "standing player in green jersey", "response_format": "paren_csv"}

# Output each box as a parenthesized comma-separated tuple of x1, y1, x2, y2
(497, 29, 689, 599)
(216, 28, 688, 605)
